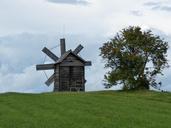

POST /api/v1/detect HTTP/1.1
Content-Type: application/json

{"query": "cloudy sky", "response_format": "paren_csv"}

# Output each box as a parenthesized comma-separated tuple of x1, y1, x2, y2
(0, 0, 171, 93)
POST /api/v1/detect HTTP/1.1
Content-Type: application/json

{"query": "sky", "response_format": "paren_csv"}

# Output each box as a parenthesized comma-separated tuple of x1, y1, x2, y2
(0, 0, 171, 93)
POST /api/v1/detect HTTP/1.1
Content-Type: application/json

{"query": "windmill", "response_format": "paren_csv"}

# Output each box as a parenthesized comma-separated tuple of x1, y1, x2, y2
(36, 38, 92, 92)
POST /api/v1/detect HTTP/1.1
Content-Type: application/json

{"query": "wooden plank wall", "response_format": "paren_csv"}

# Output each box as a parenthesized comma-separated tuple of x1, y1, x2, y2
(54, 65, 60, 91)
(58, 66, 85, 91)
(60, 54, 84, 66)
(54, 54, 86, 92)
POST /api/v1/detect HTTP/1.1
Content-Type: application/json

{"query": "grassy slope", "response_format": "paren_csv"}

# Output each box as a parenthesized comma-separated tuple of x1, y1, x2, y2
(0, 91, 171, 128)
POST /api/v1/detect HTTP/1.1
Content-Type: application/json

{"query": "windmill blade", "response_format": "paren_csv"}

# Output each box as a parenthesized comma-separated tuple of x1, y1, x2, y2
(45, 73, 55, 86)
(73, 44, 84, 54)
(42, 47, 59, 62)
(85, 61, 92, 66)
(36, 64, 55, 70)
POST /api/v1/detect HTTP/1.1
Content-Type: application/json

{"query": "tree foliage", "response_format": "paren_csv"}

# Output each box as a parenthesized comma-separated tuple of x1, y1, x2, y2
(100, 26, 169, 90)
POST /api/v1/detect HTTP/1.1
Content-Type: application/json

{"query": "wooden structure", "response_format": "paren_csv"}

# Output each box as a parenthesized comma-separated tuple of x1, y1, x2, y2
(36, 38, 91, 92)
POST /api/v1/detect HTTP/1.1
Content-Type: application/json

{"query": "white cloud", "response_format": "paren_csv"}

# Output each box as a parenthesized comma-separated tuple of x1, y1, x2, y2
(47, 0, 89, 5)
(144, 1, 171, 12)
(130, 10, 143, 16)
(0, 65, 53, 93)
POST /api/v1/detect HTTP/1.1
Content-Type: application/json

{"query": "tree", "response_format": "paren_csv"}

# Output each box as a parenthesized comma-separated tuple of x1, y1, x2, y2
(100, 26, 169, 90)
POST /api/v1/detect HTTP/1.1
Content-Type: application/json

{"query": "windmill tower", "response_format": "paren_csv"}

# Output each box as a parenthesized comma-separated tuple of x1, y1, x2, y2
(36, 38, 92, 92)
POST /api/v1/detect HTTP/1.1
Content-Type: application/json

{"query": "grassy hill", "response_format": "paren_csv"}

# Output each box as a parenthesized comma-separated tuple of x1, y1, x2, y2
(0, 91, 171, 128)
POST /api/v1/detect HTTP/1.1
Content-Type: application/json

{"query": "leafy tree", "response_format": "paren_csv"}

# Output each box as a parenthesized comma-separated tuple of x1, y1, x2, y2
(100, 26, 169, 90)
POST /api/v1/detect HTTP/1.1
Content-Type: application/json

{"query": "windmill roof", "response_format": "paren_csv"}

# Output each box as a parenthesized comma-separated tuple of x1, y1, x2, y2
(55, 50, 86, 64)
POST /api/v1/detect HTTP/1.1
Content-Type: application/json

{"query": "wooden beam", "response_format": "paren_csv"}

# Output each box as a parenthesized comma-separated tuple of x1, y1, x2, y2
(42, 47, 59, 62)
(45, 73, 55, 86)
(36, 64, 55, 70)
(60, 61, 84, 66)
(60, 38, 66, 55)
(85, 61, 92, 66)
(73, 44, 84, 54)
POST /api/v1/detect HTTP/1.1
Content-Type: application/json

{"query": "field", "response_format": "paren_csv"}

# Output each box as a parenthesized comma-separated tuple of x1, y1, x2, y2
(0, 91, 171, 128)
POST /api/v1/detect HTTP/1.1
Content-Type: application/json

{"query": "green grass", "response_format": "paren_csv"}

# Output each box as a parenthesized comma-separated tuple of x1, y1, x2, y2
(0, 91, 171, 128)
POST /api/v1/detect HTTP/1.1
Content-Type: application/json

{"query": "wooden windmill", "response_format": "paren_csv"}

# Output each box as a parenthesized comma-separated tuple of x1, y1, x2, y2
(36, 38, 92, 92)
